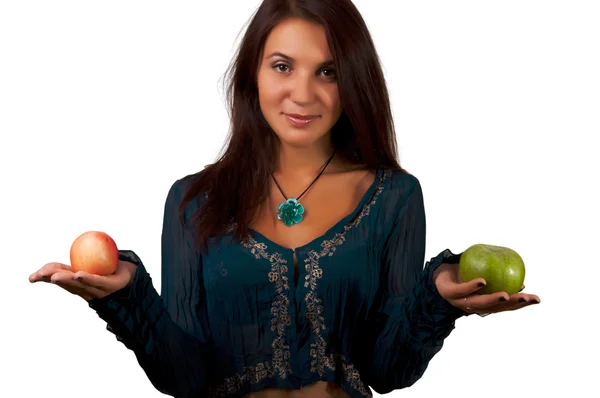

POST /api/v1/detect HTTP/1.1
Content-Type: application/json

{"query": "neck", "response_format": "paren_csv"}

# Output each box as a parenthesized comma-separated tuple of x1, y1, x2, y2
(275, 139, 336, 178)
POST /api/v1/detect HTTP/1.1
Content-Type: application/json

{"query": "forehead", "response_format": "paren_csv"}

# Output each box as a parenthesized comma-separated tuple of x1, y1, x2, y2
(263, 17, 332, 61)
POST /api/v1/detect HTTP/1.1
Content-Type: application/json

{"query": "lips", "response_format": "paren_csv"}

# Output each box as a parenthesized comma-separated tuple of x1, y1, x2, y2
(285, 114, 318, 127)
(285, 113, 319, 120)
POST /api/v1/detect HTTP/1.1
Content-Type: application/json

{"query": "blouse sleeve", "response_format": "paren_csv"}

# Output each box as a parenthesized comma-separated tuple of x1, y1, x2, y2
(361, 177, 469, 394)
(87, 178, 213, 397)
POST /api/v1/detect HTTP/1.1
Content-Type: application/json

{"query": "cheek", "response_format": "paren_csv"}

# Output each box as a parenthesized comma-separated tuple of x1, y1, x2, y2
(263, 86, 283, 105)
(258, 75, 282, 108)
(323, 87, 342, 115)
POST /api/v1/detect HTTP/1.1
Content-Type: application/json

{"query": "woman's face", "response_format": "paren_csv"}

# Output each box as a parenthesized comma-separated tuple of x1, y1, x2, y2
(257, 17, 342, 148)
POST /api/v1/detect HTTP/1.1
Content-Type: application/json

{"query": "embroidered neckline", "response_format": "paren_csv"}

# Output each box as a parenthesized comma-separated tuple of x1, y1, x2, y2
(248, 168, 386, 252)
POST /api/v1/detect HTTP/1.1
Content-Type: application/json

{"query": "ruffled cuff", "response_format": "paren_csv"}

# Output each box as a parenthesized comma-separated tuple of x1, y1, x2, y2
(364, 249, 469, 392)
(422, 248, 471, 321)
(384, 249, 467, 349)
(88, 250, 166, 355)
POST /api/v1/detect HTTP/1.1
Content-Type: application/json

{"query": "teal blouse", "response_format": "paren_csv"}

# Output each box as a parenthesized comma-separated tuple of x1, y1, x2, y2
(88, 168, 468, 398)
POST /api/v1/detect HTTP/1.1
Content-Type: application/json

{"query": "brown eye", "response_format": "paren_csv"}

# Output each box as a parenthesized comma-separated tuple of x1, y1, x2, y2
(320, 68, 336, 78)
(272, 63, 289, 73)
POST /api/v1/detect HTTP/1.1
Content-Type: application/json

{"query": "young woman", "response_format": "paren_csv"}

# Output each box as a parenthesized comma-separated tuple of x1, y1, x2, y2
(29, 1, 540, 397)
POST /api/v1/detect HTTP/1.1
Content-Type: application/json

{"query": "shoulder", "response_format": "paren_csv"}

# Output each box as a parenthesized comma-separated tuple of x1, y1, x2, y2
(380, 168, 423, 208)
(169, 172, 202, 196)
(164, 170, 208, 219)
(384, 167, 421, 191)
(368, 168, 426, 243)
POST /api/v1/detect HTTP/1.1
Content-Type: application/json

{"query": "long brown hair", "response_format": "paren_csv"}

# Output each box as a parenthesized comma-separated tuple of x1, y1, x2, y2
(180, 0, 406, 253)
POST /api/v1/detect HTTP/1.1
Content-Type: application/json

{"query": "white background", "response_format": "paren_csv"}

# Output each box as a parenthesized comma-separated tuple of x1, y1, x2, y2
(2, 1, 598, 397)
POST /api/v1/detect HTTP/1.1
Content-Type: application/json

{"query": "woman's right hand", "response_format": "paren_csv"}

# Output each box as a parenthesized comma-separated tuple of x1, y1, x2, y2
(28, 260, 137, 301)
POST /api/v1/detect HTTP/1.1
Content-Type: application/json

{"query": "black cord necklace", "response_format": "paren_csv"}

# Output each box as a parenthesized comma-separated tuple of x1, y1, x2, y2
(270, 149, 337, 226)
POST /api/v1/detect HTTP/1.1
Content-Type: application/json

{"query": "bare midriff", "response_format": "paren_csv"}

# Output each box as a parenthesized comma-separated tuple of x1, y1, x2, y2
(242, 381, 351, 398)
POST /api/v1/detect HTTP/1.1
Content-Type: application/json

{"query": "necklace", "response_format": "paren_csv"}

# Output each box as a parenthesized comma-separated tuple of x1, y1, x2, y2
(270, 149, 337, 227)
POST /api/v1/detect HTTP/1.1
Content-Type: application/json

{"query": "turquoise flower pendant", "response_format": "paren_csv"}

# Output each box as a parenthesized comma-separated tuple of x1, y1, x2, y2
(276, 198, 305, 226)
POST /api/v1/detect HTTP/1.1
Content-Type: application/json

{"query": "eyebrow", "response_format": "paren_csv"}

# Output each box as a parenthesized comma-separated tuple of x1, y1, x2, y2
(266, 52, 334, 67)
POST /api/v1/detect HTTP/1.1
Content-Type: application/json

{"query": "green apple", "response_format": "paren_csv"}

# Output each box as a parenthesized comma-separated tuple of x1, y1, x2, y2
(459, 243, 526, 295)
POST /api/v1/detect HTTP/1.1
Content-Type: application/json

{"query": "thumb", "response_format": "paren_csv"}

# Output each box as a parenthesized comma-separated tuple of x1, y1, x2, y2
(442, 278, 487, 300)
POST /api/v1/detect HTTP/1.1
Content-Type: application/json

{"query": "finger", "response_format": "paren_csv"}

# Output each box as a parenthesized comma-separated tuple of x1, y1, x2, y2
(29, 262, 72, 283)
(438, 278, 487, 300)
(507, 292, 541, 307)
(73, 263, 132, 293)
(493, 293, 530, 312)
(481, 293, 540, 313)
(37, 270, 89, 298)
(510, 290, 539, 300)
(51, 272, 107, 299)
(72, 271, 121, 292)
(455, 291, 510, 310)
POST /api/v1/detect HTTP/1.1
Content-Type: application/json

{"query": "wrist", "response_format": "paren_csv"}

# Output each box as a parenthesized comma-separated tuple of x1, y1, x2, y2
(119, 260, 138, 286)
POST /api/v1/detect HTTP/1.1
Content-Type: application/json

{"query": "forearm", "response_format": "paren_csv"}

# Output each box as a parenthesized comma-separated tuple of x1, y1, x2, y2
(131, 306, 213, 397)
(89, 253, 212, 397)
(364, 250, 466, 393)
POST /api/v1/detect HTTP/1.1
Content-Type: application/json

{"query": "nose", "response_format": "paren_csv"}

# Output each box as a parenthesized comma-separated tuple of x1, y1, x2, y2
(289, 72, 315, 105)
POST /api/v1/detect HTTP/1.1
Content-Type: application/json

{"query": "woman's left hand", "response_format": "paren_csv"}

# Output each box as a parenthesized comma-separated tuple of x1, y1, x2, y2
(433, 262, 541, 315)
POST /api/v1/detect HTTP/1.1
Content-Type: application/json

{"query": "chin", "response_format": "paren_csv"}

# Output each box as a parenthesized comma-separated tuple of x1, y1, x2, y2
(277, 128, 330, 148)
(273, 115, 331, 145)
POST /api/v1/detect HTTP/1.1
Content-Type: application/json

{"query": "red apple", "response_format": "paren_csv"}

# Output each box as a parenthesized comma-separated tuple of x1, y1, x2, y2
(70, 231, 119, 276)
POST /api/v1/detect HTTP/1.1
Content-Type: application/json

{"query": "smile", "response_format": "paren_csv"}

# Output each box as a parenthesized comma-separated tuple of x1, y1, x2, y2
(285, 114, 319, 127)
